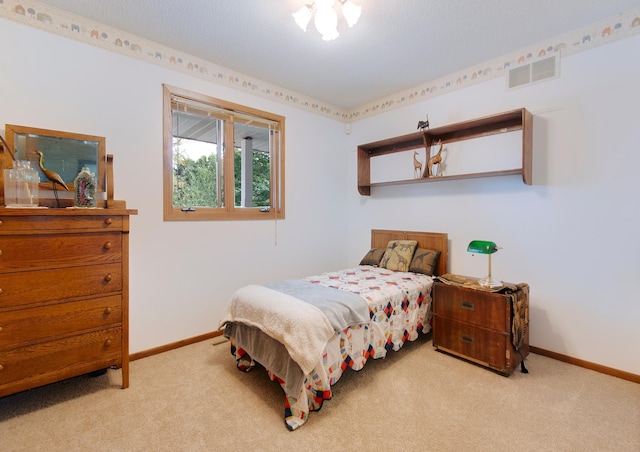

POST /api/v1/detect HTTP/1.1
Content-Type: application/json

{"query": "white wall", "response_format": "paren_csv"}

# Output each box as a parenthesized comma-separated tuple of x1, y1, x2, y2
(0, 18, 349, 353)
(345, 35, 640, 375)
(2, 17, 638, 375)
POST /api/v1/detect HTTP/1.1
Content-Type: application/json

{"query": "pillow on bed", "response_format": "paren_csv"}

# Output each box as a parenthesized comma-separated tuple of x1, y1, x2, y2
(359, 248, 386, 266)
(379, 240, 418, 272)
(408, 248, 441, 276)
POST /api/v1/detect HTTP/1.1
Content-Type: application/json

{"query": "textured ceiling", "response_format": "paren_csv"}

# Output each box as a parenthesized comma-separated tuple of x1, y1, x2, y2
(36, 0, 640, 111)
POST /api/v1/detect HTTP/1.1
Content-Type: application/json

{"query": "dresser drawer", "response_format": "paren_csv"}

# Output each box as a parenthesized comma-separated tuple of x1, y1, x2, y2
(0, 263, 122, 308)
(0, 233, 122, 272)
(433, 316, 510, 373)
(0, 215, 123, 232)
(434, 283, 510, 332)
(0, 295, 122, 347)
(0, 328, 122, 394)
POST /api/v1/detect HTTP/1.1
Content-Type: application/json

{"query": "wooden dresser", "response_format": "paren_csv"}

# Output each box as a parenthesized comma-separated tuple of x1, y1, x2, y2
(432, 279, 529, 376)
(0, 207, 136, 397)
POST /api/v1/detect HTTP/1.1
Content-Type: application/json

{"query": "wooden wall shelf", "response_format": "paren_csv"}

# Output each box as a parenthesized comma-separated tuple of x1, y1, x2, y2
(357, 108, 533, 195)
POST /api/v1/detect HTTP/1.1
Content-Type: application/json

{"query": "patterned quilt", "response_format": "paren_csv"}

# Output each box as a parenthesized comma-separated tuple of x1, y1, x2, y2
(227, 265, 434, 430)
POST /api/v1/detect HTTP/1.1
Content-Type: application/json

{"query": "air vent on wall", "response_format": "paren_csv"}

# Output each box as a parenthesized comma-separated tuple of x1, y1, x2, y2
(507, 54, 559, 90)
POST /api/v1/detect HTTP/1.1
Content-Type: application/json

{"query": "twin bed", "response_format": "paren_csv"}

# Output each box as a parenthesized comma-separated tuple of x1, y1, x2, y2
(219, 229, 448, 430)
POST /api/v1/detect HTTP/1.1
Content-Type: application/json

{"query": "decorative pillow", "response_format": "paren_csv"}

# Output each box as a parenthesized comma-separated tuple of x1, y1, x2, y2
(359, 248, 386, 266)
(379, 240, 418, 272)
(408, 248, 441, 276)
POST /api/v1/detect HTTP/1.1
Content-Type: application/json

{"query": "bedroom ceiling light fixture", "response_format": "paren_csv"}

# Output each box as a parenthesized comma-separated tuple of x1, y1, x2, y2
(467, 240, 502, 288)
(293, 0, 362, 41)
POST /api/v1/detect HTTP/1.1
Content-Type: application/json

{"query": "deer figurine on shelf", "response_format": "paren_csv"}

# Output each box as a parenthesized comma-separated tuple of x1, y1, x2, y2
(426, 140, 445, 177)
(413, 150, 423, 179)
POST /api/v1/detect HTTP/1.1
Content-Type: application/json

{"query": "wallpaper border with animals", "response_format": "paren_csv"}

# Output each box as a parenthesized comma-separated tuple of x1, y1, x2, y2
(1, 0, 639, 122)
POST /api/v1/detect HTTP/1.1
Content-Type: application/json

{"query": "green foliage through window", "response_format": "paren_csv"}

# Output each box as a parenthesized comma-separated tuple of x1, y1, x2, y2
(173, 139, 219, 208)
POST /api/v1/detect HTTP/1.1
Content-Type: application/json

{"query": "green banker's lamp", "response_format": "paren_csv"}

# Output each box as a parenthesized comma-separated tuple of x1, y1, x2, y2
(467, 240, 502, 288)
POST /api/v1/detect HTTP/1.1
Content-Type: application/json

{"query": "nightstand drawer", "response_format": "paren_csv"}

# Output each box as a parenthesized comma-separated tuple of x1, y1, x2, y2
(433, 316, 509, 373)
(433, 283, 509, 332)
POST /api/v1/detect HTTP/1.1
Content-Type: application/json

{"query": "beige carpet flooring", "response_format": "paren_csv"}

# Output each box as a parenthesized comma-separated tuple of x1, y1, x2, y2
(1, 335, 638, 451)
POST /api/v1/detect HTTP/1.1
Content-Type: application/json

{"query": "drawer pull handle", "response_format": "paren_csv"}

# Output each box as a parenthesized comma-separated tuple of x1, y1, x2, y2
(104, 307, 113, 315)
(103, 242, 112, 250)
(104, 218, 113, 225)
(0, 288, 3, 295)
(461, 300, 475, 311)
(104, 339, 112, 347)
(461, 334, 474, 344)
(0, 364, 3, 371)
(104, 274, 112, 282)
(0, 326, 3, 333)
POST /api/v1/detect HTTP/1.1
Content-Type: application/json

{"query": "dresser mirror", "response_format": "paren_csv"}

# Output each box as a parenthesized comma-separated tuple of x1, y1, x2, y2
(5, 124, 106, 191)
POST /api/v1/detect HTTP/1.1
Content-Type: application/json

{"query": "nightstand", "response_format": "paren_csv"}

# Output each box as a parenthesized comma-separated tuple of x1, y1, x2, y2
(432, 277, 529, 376)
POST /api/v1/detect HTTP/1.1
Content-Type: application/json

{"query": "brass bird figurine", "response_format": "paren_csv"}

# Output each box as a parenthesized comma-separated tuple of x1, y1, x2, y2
(30, 150, 69, 207)
(29, 150, 69, 191)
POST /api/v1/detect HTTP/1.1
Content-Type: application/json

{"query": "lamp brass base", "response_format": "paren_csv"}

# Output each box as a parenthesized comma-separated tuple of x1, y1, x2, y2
(478, 276, 503, 288)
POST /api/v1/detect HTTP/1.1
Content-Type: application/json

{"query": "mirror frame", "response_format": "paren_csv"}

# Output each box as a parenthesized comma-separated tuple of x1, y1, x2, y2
(4, 124, 106, 192)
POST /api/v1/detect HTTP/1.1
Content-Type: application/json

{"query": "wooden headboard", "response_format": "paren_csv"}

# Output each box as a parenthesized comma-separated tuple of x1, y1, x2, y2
(371, 229, 449, 276)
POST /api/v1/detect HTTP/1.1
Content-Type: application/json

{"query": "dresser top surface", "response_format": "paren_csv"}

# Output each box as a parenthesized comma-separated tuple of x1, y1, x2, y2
(0, 207, 138, 217)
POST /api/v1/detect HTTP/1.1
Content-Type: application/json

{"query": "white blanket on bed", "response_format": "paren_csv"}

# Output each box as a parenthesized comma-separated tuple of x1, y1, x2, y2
(219, 284, 334, 375)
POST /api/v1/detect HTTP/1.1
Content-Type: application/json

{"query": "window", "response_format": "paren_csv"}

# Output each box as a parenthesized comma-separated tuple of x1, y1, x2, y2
(163, 84, 285, 221)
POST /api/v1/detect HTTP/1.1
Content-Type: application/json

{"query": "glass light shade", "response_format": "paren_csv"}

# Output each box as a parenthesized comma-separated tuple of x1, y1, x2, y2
(314, 6, 339, 41)
(293, 5, 312, 31)
(467, 240, 498, 254)
(341, 1, 361, 27)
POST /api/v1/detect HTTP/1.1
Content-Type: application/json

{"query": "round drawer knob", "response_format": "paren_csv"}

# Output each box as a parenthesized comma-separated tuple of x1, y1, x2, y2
(103, 242, 112, 250)
(0, 364, 3, 371)
(104, 274, 112, 282)
(104, 307, 113, 315)
(104, 339, 112, 347)
(104, 218, 113, 225)
(0, 326, 3, 333)
(0, 288, 3, 295)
